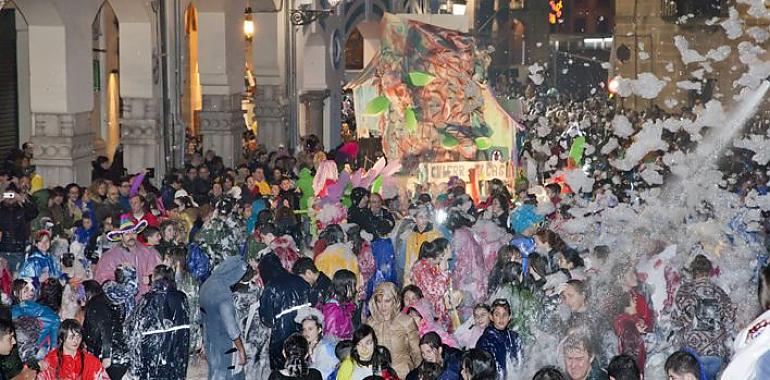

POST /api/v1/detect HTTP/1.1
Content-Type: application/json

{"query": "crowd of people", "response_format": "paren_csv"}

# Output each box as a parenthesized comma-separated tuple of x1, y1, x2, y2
(0, 84, 769, 380)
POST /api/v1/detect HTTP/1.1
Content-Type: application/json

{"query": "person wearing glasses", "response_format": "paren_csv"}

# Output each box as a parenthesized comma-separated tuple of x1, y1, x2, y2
(475, 298, 522, 379)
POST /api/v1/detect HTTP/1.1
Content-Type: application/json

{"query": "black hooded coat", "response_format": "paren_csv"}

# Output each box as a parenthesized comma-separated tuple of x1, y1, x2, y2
(258, 252, 314, 370)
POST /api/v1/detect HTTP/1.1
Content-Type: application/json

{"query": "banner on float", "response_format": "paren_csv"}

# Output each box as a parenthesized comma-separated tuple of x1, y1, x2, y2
(417, 160, 509, 184)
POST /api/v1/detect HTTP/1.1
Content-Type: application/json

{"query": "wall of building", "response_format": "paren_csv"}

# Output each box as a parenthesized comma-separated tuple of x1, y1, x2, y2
(1, 0, 251, 185)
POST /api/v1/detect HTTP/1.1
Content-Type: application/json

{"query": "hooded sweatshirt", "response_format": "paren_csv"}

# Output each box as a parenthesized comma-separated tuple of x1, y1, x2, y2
(199, 256, 248, 380)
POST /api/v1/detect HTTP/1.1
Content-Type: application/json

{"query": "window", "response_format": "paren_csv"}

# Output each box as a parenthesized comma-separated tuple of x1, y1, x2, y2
(345, 29, 364, 70)
(596, 16, 611, 34)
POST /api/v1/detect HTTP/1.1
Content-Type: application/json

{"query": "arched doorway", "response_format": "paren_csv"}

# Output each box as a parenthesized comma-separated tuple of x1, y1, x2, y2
(182, 3, 201, 139)
(91, 1, 120, 160)
(344, 28, 363, 71)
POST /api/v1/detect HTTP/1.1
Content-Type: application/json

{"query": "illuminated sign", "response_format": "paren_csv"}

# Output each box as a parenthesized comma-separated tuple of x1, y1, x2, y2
(549, 0, 563, 24)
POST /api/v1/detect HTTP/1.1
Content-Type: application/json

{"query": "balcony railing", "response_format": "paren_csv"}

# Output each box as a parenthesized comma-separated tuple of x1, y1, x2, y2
(660, 0, 729, 23)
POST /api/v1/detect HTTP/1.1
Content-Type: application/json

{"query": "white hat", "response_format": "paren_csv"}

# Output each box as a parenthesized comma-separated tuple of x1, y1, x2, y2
(174, 189, 190, 199)
(294, 306, 325, 326)
(173, 189, 199, 208)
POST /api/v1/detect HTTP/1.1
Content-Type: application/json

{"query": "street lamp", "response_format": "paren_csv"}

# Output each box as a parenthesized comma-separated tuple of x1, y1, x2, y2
(244, 6, 255, 40)
(290, 0, 341, 26)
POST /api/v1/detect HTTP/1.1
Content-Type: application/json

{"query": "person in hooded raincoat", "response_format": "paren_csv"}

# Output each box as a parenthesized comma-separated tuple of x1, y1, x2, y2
(126, 264, 190, 380)
(194, 198, 246, 268)
(446, 202, 486, 320)
(199, 256, 249, 380)
(367, 282, 422, 378)
(232, 269, 272, 380)
(259, 252, 315, 370)
(409, 238, 452, 331)
(315, 224, 359, 279)
(11, 279, 60, 360)
(82, 265, 138, 380)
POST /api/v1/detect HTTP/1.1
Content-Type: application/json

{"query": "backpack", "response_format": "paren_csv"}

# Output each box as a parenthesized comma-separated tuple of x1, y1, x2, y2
(186, 243, 211, 284)
(693, 296, 721, 332)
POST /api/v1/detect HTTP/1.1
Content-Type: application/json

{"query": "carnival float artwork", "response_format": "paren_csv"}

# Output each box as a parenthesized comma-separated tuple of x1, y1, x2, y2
(347, 13, 520, 170)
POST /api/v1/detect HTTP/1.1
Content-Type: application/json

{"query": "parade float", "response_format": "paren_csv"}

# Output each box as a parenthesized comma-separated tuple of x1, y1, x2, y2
(345, 13, 522, 198)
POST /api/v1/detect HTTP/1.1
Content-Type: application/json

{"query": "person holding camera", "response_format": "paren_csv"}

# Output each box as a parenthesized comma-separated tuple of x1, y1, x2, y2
(0, 183, 38, 273)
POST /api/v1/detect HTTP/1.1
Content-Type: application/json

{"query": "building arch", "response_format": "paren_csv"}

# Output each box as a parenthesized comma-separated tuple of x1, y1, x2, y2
(10, 0, 63, 27)
(342, 0, 389, 39)
(91, 0, 121, 159)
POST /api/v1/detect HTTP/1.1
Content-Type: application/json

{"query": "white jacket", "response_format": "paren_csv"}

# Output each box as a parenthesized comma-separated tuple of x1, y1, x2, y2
(721, 309, 770, 380)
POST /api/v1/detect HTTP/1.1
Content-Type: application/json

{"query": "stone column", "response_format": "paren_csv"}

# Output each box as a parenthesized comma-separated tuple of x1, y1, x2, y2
(199, 93, 243, 168)
(120, 97, 161, 174)
(299, 89, 329, 142)
(196, 2, 246, 167)
(254, 84, 288, 151)
(30, 112, 93, 185)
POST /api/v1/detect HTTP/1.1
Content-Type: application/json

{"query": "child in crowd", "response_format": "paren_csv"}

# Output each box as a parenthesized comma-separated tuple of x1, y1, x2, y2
(475, 298, 521, 379)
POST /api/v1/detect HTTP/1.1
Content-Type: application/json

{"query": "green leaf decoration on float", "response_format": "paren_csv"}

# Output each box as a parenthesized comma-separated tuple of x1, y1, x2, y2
(405, 107, 418, 132)
(364, 96, 390, 115)
(408, 71, 436, 87)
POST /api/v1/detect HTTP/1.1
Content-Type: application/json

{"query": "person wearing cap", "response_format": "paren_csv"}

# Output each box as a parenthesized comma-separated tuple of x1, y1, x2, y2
(93, 218, 160, 297)
(194, 197, 246, 268)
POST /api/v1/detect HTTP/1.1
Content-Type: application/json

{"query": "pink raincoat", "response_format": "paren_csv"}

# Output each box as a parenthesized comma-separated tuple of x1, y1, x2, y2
(407, 299, 459, 348)
(451, 227, 487, 319)
(319, 298, 356, 340)
(410, 259, 451, 331)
